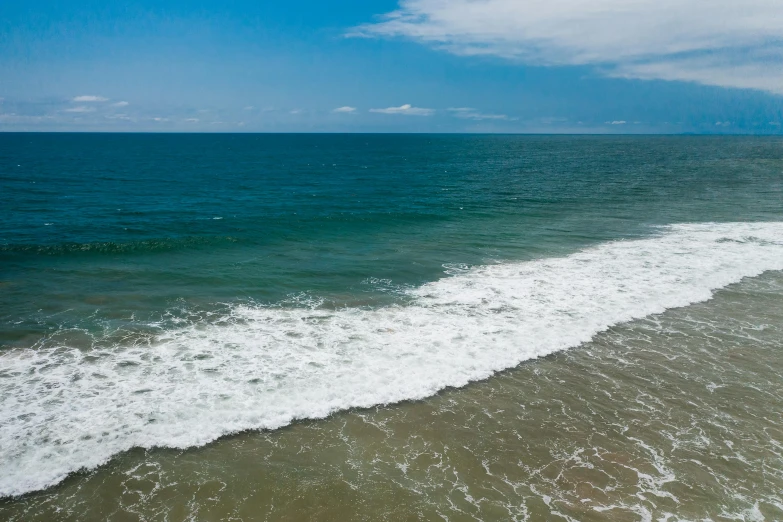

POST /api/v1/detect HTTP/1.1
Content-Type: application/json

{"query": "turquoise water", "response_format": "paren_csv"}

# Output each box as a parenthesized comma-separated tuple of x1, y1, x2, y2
(1, 134, 783, 519)
(3, 135, 781, 342)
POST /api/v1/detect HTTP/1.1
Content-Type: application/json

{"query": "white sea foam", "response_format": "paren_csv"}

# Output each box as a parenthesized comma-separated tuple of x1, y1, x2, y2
(1, 222, 783, 497)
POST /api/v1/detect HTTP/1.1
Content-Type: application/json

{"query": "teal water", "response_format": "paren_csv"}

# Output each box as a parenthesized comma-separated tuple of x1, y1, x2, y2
(3, 135, 781, 343)
(1, 134, 783, 519)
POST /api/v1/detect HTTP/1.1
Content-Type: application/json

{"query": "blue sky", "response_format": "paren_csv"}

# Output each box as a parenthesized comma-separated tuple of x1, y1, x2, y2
(1, 0, 781, 133)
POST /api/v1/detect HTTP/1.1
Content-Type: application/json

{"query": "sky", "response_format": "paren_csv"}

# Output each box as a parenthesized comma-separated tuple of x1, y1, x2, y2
(1, 0, 782, 133)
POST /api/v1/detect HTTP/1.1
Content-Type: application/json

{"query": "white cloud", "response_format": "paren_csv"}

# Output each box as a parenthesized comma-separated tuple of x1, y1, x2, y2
(152, 117, 169, 122)
(355, 0, 783, 94)
(608, 120, 627, 125)
(290, 109, 305, 115)
(72, 95, 108, 102)
(369, 103, 434, 116)
(185, 118, 200, 123)
(63, 106, 95, 113)
(448, 107, 514, 120)
(111, 101, 129, 107)
(611, 52, 783, 95)
(333, 106, 357, 113)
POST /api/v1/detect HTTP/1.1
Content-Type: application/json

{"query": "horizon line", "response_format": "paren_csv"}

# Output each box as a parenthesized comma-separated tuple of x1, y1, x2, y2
(1, 131, 782, 137)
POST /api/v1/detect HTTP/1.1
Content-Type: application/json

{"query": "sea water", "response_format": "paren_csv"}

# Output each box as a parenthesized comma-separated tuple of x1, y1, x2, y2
(1, 134, 782, 520)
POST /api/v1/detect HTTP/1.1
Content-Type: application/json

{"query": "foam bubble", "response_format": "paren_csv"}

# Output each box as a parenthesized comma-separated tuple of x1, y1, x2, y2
(2, 222, 783, 497)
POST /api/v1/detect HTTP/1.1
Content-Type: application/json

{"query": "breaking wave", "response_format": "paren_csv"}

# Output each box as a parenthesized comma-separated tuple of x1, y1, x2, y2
(2, 222, 783, 497)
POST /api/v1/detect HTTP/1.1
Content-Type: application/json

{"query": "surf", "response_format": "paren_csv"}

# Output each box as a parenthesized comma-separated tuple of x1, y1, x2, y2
(1, 221, 783, 498)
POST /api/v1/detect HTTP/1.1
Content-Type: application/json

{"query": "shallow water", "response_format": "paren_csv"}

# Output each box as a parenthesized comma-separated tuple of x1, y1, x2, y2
(2, 271, 782, 520)
(1, 134, 782, 520)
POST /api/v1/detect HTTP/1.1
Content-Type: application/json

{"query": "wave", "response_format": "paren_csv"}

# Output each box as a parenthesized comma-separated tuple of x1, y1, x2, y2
(1, 221, 783, 498)
(0, 236, 239, 256)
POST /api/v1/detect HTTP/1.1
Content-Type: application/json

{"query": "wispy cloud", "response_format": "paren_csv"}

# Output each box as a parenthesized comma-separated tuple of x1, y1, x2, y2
(0, 113, 55, 124)
(111, 101, 129, 107)
(72, 95, 108, 102)
(289, 109, 305, 115)
(611, 52, 783, 95)
(607, 120, 627, 125)
(355, 0, 783, 94)
(63, 106, 95, 113)
(333, 106, 357, 113)
(369, 103, 434, 116)
(105, 114, 133, 121)
(448, 107, 514, 120)
(185, 118, 200, 123)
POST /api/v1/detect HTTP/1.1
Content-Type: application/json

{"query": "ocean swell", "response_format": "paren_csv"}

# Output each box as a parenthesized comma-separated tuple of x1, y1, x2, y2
(1, 221, 783, 498)
(0, 236, 239, 256)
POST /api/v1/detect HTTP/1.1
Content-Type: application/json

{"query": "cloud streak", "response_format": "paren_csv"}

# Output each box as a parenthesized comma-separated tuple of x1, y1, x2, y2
(72, 95, 108, 102)
(369, 103, 434, 116)
(355, 0, 783, 94)
(333, 106, 357, 113)
(63, 106, 95, 113)
(448, 107, 514, 120)
(611, 51, 783, 95)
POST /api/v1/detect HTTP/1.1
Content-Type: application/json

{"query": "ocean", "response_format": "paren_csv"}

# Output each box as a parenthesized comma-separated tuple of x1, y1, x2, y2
(1, 133, 782, 521)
